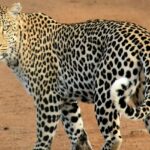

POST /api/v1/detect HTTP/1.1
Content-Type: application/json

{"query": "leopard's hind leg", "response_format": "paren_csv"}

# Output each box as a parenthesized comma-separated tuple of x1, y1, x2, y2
(61, 101, 93, 150)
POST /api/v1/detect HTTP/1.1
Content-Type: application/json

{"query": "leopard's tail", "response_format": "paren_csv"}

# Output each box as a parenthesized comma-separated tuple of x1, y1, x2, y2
(111, 77, 150, 120)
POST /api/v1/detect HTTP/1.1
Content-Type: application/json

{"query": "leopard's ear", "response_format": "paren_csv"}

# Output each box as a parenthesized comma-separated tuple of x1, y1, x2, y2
(9, 3, 22, 17)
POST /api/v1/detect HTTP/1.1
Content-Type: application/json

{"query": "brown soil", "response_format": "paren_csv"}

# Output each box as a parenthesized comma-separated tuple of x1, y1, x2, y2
(0, 0, 150, 150)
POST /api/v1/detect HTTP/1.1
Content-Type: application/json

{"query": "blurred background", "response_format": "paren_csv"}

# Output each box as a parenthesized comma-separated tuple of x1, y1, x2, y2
(0, 0, 150, 150)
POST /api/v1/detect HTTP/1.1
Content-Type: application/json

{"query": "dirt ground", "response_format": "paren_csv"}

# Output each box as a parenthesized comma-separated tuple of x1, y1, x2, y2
(0, 0, 150, 150)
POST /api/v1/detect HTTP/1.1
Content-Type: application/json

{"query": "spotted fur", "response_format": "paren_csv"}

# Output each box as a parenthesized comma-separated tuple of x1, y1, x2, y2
(0, 3, 150, 150)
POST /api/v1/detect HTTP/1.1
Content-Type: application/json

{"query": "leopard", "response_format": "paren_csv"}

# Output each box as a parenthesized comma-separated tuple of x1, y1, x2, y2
(0, 2, 150, 150)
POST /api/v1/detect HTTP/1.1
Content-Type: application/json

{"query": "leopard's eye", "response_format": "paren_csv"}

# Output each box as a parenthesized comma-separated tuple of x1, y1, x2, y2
(2, 21, 10, 31)
(3, 24, 10, 31)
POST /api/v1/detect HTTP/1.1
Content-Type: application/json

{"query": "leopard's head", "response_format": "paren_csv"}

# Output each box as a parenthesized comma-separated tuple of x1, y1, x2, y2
(0, 3, 22, 66)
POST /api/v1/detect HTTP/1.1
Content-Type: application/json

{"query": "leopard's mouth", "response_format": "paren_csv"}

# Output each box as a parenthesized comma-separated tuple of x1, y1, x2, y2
(0, 45, 8, 60)
(0, 52, 8, 60)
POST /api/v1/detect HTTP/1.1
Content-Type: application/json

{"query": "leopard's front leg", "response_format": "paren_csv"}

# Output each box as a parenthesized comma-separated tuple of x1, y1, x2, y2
(33, 92, 62, 150)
